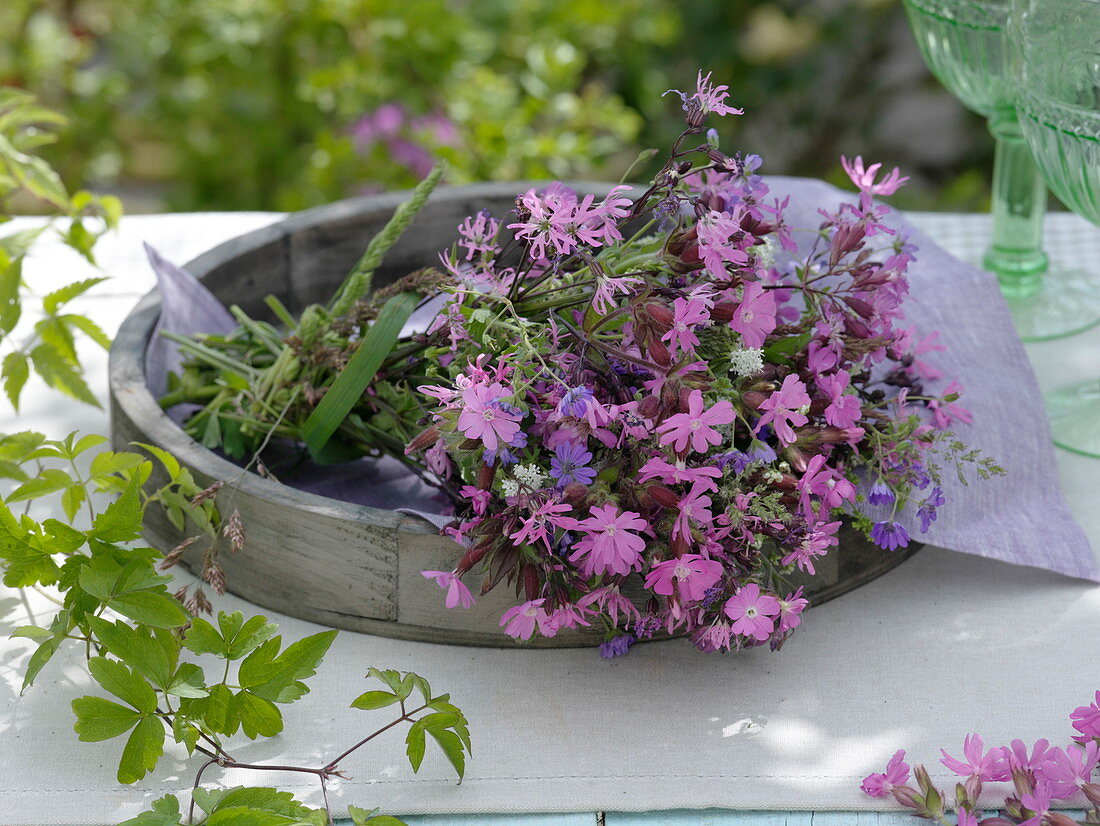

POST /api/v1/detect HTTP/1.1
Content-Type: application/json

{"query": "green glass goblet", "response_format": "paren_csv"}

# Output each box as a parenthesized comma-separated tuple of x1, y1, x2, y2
(1010, 0, 1100, 457)
(903, 0, 1100, 341)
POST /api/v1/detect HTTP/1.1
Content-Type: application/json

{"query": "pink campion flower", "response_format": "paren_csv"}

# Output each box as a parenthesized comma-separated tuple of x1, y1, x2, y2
(645, 554, 724, 603)
(860, 750, 910, 798)
(897, 326, 945, 381)
(662, 295, 711, 353)
(781, 520, 841, 574)
(1005, 738, 1053, 774)
(928, 380, 974, 430)
(508, 189, 571, 260)
(1019, 782, 1054, 826)
(459, 485, 491, 516)
(723, 583, 780, 641)
(592, 272, 644, 315)
(457, 382, 522, 451)
(672, 483, 715, 543)
(499, 599, 555, 640)
(509, 500, 574, 551)
(940, 734, 1011, 782)
(421, 570, 475, 609)
(657, 390, 736, 454)
(796, 455, 856, 519)
(1037, 742, 1100, 799)
(457, 210, 501, 261)
(777, 587, 809, 633)
(576, 185, 633, 247)
(545, 604, 593, 634)
(820, 370, 862, 429)
(841, 155, 910, 197)
(563, 504, 648, 577)
(728, 281, 777, 348)
(577, 586, 641, 626)
(665, 70, 745, 125)
(638, 456, 722, 492)
(697, 210, 750, 279)
(1072, 691, 1100, 745)
(807, 339, 839, 377)
(754, 374, 810, 446)
(956, 810, 979, 826)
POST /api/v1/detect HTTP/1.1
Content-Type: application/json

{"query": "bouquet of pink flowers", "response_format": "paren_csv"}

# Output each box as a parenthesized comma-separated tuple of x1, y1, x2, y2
(408, 72, 1002, 654)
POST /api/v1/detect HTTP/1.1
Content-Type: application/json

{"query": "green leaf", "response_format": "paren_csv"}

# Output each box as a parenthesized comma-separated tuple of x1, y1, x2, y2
(405, 721, 427, 772)
(61, 482, 86, 521)
(117, 714, 165, 784)
(116, 794, 183, 826)
(0, 505, 61, 587)
(22, 635, 61, 691)
(1, 351, 28, 410)
(166, 663, 208, 699)
(88, 657, 157, 713)
(35, 316, 78, 364)
(91, 474, 144, 542)
(226, 614, 278, 660)
(30, 342, 100, 407)
(301, 292, 418, 456)
(90, 450, 147, 480)
(0, 256, 22, 334)
(183, 616, 228, 658)
(71, 432, 109, 456)
(195, 786, 315, 818)
(195, 683, 239, 736)
(6, 467, 72, 502)
(350, 690, 401, 711)
(235, 690, 283, 739)
(244, 630, 337, 702)
(109, 590, 190, 629)
(71, 696, 141, 741)
(427, 726, 466, 780)
(63, 313, 112, 350)
(88, 618, 174, 689)
(42, 518, 85, 553)
(348, 806, 405, 826)
(132, 442, 181, 479)
(9, 625, 51, 641)
(171, 715, 200, 755)
(43, 277, 108, 314)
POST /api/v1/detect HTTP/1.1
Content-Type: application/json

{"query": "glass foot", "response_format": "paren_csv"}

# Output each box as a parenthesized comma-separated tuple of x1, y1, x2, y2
(1000, 266, 1100, 342)
(1046, 379, 1100, 458)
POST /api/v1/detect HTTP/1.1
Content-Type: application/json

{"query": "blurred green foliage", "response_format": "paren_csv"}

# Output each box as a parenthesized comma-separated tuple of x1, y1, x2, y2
(0, 0, 993, 213)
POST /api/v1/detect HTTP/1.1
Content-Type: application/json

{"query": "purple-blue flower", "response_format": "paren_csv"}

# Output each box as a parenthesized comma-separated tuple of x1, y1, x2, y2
(485, 430, 528, 466)
(549, 441, 596, 487)
(599, 633, 635, 659)
(871, 520, 910, 551)
(917, 486, 945, 533)
(868, 479, 895, 506)
(558, 386, 594, 418)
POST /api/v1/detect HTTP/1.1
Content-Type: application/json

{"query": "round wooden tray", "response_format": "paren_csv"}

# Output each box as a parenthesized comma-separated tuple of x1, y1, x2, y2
(108, 182, 921, 647)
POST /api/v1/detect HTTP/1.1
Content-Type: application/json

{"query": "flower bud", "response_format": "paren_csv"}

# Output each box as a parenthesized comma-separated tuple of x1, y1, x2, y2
(1084, 781, 1100, 807)
(646, 485, 679, 508)
(741, 390, 767, 410)
(638, 395, 661, 419)
(1047, 814, 1079, 826)
(456, 538, 493, 574)
(562, 482, 589, 506)
(710, 300, 736, 322)
(523, 564, 540, 601)
(649, 339, 672, 367)
(843, 315, 872, 338)
(643, 302, 675, 328)
(661, 382, 680, 410)
(405, 425, 441, 454)
(477, 462, 496, 490)
(963, 774, 981, 803)
(843, 295, 876, 320)
(891, 785, 920, 809)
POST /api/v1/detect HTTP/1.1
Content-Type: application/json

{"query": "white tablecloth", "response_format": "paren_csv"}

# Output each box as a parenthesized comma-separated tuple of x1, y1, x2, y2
(0, 211, 1097, 825)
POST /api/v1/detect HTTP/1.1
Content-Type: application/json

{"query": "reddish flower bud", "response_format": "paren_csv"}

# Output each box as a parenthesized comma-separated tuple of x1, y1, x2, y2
(456, 539, 493, 574)
(1084, 782, 1100, 807)
(638, 395, 661, 419)
(649, 338, 672, 367)
(843, 315, 872, 338)
(741, 390, 767, 410)
(562, 482, 589, 506)
(843, 295, 876, 320)
(477, 463, 496, 490)
(1047, 814, 1079, 826)
(523, 564, 540, 601)
(646, 485, 679, 508)
(405, 425, 441, 454)
(643, 302, 675, 328)
(710, 300, 736, 322)
(891, 785, 920, 809)
(661, 382, 680, 410)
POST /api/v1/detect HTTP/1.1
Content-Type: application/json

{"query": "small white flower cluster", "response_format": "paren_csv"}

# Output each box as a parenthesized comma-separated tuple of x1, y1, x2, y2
(501, 463, 547, 498)
(752, 237, 778, 269)
(729, 346, 765, 377)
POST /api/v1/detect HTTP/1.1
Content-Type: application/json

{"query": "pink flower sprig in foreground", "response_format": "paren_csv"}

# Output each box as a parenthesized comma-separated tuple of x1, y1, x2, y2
(409, 70, 1002, 654)
(861, 694, 1100, 825)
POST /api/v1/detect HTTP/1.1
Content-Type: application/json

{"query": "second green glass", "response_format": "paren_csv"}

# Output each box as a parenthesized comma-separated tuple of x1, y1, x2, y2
(902, 0, 1100, 341)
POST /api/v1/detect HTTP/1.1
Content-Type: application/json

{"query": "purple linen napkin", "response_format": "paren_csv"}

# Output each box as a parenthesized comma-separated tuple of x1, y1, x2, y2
(142, 178, 1099, 581)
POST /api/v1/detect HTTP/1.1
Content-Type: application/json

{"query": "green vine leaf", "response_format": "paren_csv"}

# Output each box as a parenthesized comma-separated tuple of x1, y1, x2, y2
(116, 794, 182, 826)
(1, 351, 28, 410)
(43, 277, 109, 315)
(88, 657, 157, 714)
(91, 474, 145, 543)
(118, 715, 166, 785)
(349, 690, 401, 711)
(72, 695, 142, 742)
(29, 342, 101, 407)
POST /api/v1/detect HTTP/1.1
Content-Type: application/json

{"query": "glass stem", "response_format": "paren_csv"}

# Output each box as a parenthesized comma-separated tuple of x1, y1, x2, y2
(983, 108, 1049, 297)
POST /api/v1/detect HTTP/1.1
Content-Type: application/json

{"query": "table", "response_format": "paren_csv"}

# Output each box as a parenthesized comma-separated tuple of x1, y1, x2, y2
(2, 209, 1097, 826)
